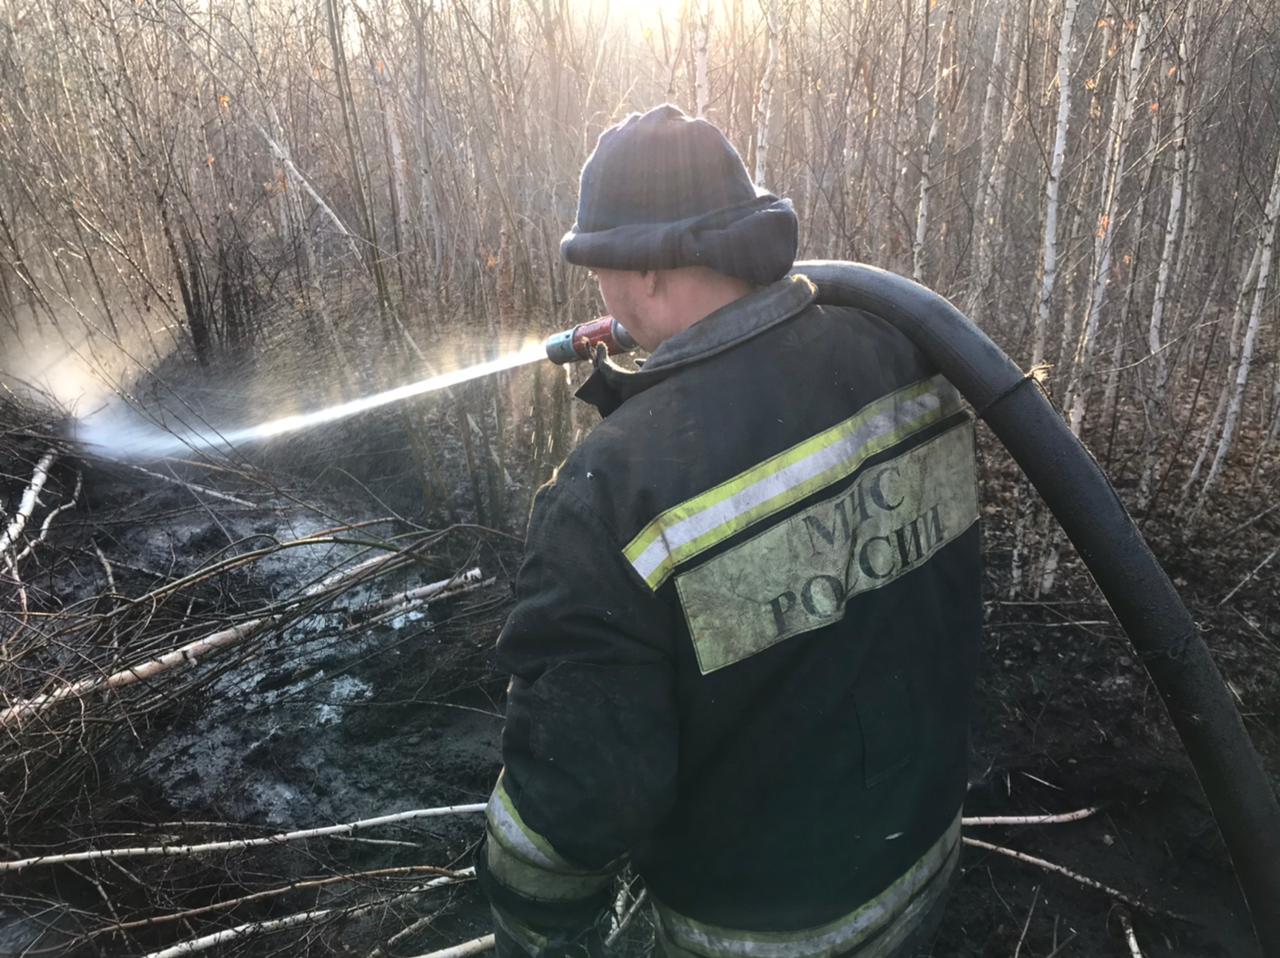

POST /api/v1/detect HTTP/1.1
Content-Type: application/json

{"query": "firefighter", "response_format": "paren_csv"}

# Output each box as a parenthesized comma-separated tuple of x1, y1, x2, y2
(477, 104, 982, 958)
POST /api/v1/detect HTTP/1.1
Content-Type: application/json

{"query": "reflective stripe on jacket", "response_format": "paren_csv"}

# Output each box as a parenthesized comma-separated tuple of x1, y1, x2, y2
(478, 275, 983, 957)
(652, 812, 961, 958)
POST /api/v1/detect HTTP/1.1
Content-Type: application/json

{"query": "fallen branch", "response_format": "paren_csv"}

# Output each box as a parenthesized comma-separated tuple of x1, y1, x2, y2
(366, 568, 483, 612)
(3, 554, 26, 614)
(1012, 886, 1039, 958)
(962, 837, 1178, 918)
(607, 888, 649, 946)
(962, 806, 1100, 827)
(13, 470, 82, 563)
(141, 869, 473, 958)
(0, 803, 486, 872)
(1117, 908, 1145, 958)
(1219, 541, 1280, 605)
(351, 577, 496, 631)
(0, 562, 489, 729)
(0, 449, 56, 562)
(0, 616, 269, 729)
(128, 464, 255, 509)
(408, 934, 496, 958)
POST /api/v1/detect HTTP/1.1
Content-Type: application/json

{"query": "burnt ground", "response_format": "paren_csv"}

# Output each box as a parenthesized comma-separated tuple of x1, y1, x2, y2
(1, 398, 1277, 958)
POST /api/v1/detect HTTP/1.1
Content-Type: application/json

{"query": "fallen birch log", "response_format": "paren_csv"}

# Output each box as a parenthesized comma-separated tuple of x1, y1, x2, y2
(0, 449, 56, 563)
(0, 569, 489, 730)
(408, 934, 496, 958)
(0, 617, 269, 729)
(142, 869, 473, 958)
(0, 803, 486, 872)
(366, 568, 483, 612)
(352, 577, 496, 631)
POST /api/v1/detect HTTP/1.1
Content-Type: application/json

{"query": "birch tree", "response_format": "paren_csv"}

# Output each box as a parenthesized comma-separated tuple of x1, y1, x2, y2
(913, 3, 949, 284)
(1139, 5, 1194, 504)
(1193, 144, 1280, 509)
(693, 0, 710, 117)
(969, 6, 1025, 324)
(753, 0, 780, 184)
(1032, 0, 1080, 367)
(1066, 7, 1150, 436)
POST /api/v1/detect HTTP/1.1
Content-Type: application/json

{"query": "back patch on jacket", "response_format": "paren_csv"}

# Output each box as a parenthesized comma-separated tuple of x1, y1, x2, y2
(674, 421, 978, 674)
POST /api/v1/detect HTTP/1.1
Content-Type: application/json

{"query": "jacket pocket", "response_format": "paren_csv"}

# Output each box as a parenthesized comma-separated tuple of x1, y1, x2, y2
(854, 668, 915, 788)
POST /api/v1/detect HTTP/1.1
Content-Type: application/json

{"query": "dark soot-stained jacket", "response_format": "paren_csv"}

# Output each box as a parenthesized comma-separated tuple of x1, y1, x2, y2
(478, 275, 983, 958)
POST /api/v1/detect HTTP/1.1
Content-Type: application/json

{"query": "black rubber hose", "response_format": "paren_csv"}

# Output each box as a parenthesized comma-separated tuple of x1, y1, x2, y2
(795, 260, 1280, 956)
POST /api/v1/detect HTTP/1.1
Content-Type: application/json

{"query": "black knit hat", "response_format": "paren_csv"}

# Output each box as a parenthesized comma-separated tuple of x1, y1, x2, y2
(560, 105, 798, 286)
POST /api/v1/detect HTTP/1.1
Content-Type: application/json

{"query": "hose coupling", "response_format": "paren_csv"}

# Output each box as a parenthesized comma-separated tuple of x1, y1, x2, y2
(544, 317, 638, 364)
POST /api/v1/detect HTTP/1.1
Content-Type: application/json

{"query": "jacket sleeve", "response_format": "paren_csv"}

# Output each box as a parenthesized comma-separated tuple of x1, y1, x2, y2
(478, 477, 679, 957)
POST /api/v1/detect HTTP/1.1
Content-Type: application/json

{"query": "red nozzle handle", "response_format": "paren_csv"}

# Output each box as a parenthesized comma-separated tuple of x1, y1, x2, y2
(544, 317, 638, 364)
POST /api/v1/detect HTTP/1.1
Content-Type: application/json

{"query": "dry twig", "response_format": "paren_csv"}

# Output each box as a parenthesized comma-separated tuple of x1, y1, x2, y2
(84, 865, 463, 938)
(140, 870, 474, 958)
(962, 837, 1177, 918)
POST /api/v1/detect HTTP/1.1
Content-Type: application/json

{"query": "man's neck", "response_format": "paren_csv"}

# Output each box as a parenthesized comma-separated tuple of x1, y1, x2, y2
(660, 268, 757, 340)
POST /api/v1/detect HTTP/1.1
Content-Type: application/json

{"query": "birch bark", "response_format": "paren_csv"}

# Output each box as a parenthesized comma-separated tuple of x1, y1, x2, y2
(1182, 244, 1261, 499)
(1196, 145, 1280, 506)
(913, 4, 948, 284)
(1066, 9, 1150, 436)
(1147, 10, 1192, 400)
(969, 6, 1025, 324)
(1032, 0, 1080, 367)
(753, 0, 779, 185)
(694, 0, 710, 117)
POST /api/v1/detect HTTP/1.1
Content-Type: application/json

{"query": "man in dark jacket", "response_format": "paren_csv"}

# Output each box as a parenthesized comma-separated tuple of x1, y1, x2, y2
(478, 104, 982, 958)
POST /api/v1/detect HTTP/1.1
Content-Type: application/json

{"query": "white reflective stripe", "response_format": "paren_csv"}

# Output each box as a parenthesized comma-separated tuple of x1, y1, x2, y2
(627, 382, 958, 587)
(486, 776, 569, 871)
(653, 811, 962, 958)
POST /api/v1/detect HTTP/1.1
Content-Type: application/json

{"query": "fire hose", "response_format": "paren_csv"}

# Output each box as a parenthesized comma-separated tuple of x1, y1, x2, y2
(804, 260, 1280, 956)
(545, 260, 1280, 955)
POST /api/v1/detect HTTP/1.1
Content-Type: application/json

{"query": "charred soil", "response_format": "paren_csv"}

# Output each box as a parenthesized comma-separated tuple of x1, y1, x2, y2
(0, 401, 1276, 958)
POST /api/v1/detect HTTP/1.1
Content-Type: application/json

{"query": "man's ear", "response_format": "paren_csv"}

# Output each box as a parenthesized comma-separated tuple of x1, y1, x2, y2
(641, 269, 661, 297)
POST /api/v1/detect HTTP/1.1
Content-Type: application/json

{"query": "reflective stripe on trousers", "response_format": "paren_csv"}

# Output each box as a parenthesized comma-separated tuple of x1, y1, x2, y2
(651, 811, 962, 958)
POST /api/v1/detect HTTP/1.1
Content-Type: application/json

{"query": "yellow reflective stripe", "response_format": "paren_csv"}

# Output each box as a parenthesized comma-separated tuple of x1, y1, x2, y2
(484, 836, 615, 903)
(652, 810, 962, 958)
(484, 773, 618, 904)
(623, 377, 962, 591)
(487, 774, 572, 871)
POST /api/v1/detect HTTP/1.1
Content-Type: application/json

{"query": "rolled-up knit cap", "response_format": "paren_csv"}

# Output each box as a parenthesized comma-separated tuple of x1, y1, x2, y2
(560, 104, 798, 285)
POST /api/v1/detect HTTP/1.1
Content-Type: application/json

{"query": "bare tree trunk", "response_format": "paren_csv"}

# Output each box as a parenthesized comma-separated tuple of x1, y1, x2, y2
(753, 0, 779, 185)
(694, 0, 710, 117)
(1139, 17, 1194, 504)
(1032, 0, 1080, 368)
(1147, 7, 1192, 401)
(1182, 244, 1260, 499)
(1195, 144, 1280, 509)
(969, 5, 1025, 324)
(1066, 8, 1150, 436)
(913, 3, 947, 284)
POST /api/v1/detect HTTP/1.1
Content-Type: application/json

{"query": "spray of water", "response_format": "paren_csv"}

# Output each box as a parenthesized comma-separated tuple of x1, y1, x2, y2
(74, 343, 549, 461)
